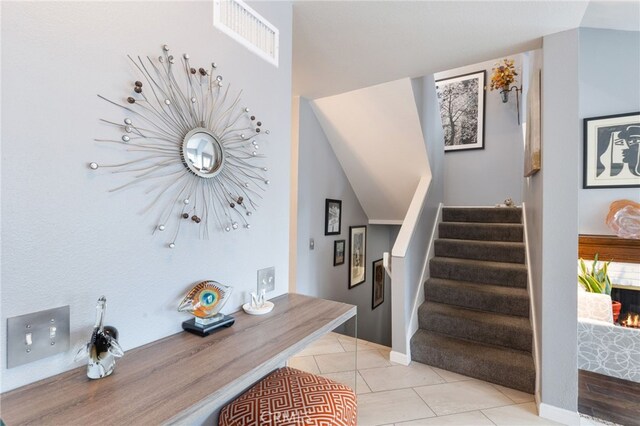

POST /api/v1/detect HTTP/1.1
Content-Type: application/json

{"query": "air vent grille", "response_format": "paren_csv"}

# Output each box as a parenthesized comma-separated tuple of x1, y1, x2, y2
(213, 0, 279, 67)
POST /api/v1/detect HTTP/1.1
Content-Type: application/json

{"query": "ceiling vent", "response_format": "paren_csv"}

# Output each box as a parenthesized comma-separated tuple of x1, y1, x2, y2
(213, 0, 279, 67)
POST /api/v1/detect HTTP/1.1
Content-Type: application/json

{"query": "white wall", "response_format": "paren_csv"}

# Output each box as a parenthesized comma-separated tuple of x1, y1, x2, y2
(436, 57, 525, 206)
(296, 97, 394, 346)
(391, 75, 445, 358)
(0, 1, 292, 391)
(578, 28, 640, 235)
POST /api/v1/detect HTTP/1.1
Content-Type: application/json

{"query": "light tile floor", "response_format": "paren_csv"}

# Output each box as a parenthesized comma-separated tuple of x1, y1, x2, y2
(287, 332, 611, 426)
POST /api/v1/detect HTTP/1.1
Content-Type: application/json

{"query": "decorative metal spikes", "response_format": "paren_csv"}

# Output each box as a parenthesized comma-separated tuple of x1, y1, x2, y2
(90, 44, 270, 248)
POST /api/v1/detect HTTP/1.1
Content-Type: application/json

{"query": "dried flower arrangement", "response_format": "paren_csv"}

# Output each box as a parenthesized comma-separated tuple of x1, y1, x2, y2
(489, 59, 518, 91)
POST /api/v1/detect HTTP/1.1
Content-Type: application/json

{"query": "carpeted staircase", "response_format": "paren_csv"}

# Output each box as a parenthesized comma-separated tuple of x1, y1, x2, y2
(410, 207, 535, 394)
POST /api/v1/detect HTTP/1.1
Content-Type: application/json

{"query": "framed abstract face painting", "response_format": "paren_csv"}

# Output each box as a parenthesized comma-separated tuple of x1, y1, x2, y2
(583, 112, 640, 189)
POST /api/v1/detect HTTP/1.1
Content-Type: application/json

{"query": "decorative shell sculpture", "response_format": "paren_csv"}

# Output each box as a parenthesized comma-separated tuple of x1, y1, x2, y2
(606, 199, 640, 239)
(74, 296, 124, 379)
(178, 280, 232, 319)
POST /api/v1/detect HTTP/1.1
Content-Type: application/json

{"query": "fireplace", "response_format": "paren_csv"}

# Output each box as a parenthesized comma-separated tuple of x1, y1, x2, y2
(611, 287, 640, 328)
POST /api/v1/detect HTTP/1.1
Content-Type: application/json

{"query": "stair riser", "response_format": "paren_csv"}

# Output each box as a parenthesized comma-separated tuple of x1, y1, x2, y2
(439, 223, 523, 242)
(410, 340, 535, 394)
(425, 281, 530, 317)
(442, 208, 522, 223)
(418, 309, 532, 352)
(434, 240, 525, 264)
(430, 260, 527, 288)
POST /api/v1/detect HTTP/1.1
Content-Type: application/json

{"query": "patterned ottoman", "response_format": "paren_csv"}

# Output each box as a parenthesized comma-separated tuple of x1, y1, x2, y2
(219, 367, 357, 426)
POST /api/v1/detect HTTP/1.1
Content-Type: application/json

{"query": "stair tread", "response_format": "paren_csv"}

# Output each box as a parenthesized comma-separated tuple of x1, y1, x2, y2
(420, 301, 532, 331)
(431, 256, 527, 271)
(441, 222, 523, 228)
(427, 277, 529, 299)
(426, 277, 530, 317)
(436, 238, 525, 248)
(412, 329, 534, 363)
(411, 329, 535, 393)
(442, 207, 522, 224)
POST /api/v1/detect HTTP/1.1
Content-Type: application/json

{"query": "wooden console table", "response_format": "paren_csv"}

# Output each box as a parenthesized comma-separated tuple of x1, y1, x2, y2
(0, 294, 356, 425)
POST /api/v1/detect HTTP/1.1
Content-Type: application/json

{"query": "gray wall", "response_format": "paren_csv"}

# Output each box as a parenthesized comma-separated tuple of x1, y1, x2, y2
(578, 28, 640, 235)
(1, 1, 292, 391)
(521, 48, 544, 396)
(525, 29, 580, 412)
(523, 28, 640, 414)
(296, 97, 395, 346)
(436, 58, 525, 206)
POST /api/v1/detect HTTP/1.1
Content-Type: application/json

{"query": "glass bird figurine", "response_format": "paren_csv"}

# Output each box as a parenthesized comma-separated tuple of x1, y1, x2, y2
(74, 296, 124, 379)
(178, 280, 235, 336)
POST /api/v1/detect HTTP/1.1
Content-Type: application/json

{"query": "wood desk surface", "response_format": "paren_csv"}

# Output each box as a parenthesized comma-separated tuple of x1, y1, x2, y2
(0, 293, 356, 425)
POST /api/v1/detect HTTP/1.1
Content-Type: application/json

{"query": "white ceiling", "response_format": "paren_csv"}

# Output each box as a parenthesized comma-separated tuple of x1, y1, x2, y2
(293, 0, 638, 99)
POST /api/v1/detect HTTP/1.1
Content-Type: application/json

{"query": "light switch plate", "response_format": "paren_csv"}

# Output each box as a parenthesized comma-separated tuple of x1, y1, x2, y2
(7, 306, 70, 368)
(257, 267, 275, 294)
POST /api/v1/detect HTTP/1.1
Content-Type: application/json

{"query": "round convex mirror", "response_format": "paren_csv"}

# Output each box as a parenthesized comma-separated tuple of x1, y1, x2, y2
(181, 128, 225, 178)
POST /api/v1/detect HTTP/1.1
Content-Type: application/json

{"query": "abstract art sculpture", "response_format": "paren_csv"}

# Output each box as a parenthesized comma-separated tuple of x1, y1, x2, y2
(74, 296, 124, 379)
(606, 199, 640, 239)
(178, 280, 234, 336)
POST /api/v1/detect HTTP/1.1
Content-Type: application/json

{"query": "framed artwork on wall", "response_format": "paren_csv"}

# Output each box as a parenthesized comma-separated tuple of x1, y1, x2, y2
(372, 258, 385, 310)
(436, 71, 486, 152)
(324, 199, 342, 235)
(524, 70, 541, 177)
(348, 226, 366, 288)
(333, 240, 345, 266)
(583, 112, 640, 189)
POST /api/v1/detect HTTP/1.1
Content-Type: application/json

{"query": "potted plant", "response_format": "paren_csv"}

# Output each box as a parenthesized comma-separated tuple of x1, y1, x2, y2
(578, 254, 622, 322)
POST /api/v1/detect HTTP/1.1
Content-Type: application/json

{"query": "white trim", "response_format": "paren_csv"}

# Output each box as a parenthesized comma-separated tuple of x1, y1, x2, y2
(539, 403, 580, 426)
(391, 175, 431, 257)
(406, 202, 443, 355)
(389, 350, 410, 366)
(383, 252, 392, 278)
(522, 202, 541, 398)
(369, 219, 403, 225)
(444, 205, 509, 208)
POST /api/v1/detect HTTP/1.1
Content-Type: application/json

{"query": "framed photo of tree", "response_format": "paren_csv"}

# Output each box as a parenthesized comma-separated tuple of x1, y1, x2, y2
(333, 239, 345, 266)
(372, 258, 385, 310)
(324, 199, 342, 235)
(348, 226, 366, 288)
(436, 71, 486, 152)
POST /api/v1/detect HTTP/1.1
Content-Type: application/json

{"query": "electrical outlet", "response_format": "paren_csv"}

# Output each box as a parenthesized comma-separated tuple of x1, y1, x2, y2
(7, 306, 70, 368)
(257, 267, 275, 294)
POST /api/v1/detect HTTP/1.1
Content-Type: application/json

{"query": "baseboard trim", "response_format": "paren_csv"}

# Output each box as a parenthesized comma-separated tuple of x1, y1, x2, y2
(389, 351, 410, 366)
(539, 403, 580, 426)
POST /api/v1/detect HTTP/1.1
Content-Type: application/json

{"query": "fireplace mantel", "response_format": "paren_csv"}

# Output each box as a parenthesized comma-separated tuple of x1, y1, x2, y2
(578, 234, 640, 264)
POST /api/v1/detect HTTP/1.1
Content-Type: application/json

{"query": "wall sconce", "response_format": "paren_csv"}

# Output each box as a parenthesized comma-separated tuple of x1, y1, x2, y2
(500, 85, 523, 125)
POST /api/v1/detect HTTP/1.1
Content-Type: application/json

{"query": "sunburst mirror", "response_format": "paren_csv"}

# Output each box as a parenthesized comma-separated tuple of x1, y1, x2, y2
(89, 44, 269, 248)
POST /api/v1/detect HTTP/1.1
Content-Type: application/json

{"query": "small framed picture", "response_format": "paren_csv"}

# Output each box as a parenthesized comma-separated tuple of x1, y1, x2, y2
(372, 258, 385, 310)
(435, 71, 486, 152)
(324, 199, 342, 235)
(583, 111, 640, 188)
(333, 240, 345, 266)
(349, 226, 366, 288)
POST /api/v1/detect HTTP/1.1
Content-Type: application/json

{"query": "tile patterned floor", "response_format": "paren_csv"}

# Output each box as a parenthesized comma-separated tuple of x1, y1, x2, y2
(287, 332, 603, 426)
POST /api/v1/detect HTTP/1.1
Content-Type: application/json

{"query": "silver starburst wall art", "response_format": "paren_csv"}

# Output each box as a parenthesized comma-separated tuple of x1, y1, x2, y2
(89, 44, 269, 249)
